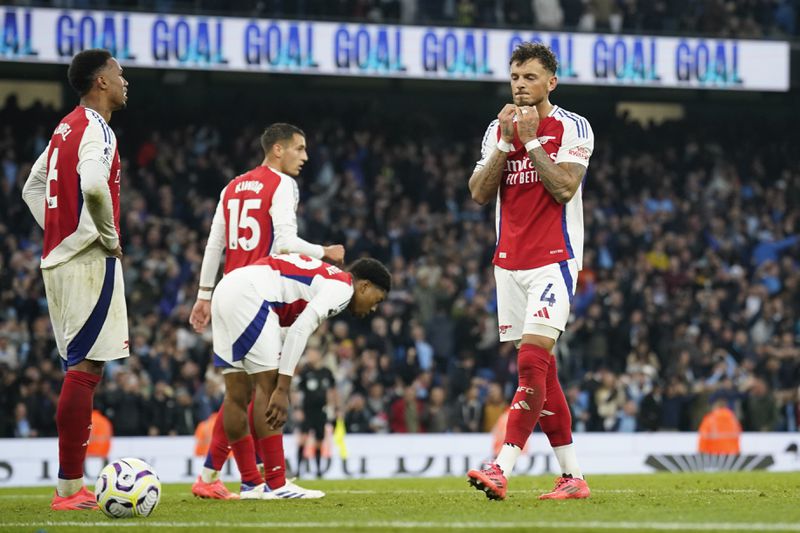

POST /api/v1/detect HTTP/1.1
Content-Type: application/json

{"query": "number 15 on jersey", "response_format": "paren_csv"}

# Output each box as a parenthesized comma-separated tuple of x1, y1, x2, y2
(227, 198, 262, 251)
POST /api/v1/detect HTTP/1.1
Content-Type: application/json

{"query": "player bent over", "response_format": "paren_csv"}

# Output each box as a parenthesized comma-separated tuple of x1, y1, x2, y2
(466, 42, 593, 501)
(189, 123, 344, 500)
(212, 254, 390, 499)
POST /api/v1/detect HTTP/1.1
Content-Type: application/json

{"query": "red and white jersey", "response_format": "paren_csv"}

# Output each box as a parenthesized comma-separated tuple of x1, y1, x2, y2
(198, 165, 325, 296)
(474, 105, 593, 271)
(217, 166, 282, 274)
(36, 106, 121, 268)
(230, 254, 354, 327)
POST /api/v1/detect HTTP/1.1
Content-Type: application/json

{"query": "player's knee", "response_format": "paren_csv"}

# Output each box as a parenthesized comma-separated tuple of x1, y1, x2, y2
(520, 333, 556, 352)
(224, 377, 250, 408)
(252, 370, 277, 399)
(517, 344, 552, 382)
(70, 359, 105, 376)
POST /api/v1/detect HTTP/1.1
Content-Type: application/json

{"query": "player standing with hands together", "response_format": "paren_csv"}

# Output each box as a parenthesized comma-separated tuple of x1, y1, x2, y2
(467, 42, 594, 501)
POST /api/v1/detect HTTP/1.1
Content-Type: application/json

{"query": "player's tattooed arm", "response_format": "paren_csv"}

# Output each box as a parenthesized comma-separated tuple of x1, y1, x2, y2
(528, 151, 585, 204)
(469, 151, 507, 205)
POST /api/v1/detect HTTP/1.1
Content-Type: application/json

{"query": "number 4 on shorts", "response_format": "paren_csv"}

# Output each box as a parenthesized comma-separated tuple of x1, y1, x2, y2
(540, 284, 556, 307)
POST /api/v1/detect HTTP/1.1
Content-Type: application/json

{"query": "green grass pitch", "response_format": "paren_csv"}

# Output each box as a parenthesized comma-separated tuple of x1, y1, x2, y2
(1, 472, 799, 532)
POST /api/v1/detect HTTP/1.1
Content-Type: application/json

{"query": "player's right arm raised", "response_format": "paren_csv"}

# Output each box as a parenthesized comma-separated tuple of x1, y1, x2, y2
(469, 104, 516, 205)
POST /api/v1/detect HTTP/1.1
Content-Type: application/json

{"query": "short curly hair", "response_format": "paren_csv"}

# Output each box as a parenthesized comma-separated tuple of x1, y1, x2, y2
(67, 49, 112, 96)
(509, 42, 558, 74)
(349, 258, 392, 293)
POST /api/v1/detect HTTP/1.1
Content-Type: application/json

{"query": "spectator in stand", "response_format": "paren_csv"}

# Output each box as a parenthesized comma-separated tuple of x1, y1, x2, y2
(390, 385, 426, 433)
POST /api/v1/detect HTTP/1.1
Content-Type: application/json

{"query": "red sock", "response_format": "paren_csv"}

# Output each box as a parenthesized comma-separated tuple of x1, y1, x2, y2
(504, 344, 551, 448)
(57, 370, 101, 479)
(203, 403, 230, 470)
(258, 435, 286, 490)
(538, 356, 573, 447)
(230, 435, 262, 486)
(247, 400, 263, 465)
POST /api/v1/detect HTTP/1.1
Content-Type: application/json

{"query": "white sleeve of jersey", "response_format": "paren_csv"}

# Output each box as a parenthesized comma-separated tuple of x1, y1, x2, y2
(278, 280, 354, 376)
(197, 186, 227, 297)
(77, 116, 115, 173)
(270, 175, 324, 259)
(555, 116, 594, 168)
(77, 117, 118, 249)
(79, 159, 119, 250)
(21, 143, 50, 229)
(307, 279, 354, 319)
(473, 119, 499, 172)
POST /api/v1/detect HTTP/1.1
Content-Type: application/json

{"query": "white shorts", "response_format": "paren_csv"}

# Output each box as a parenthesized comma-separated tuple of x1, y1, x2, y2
(212, 275, 283, 375)
(495, 259, 578, 342)
(42, 248, 129, 368)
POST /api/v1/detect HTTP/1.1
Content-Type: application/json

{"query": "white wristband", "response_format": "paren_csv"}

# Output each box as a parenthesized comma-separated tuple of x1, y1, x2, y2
(525, 139, 541, 152)
(496, 139, 514, 153)
(197, 288, 213, 300)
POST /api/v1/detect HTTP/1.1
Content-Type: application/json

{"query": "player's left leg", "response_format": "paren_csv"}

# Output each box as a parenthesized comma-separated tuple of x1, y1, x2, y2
(537, 357, 590, 500)
(528, 259, 589, 500)
(53, 359, 104, 511)
(47, 254, 128, 511)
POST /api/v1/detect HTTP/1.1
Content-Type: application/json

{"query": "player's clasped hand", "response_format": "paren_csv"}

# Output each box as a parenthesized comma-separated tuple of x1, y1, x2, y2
(323, 244, 346, 265)
(497, 104, 517, 142)
(515, 105, 539, 144)
(265, 388, 290, 430)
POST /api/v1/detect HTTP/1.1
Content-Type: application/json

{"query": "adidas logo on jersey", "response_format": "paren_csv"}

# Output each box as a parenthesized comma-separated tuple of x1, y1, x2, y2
(534, 307, 550, 319)
(511, 400, 531, 411)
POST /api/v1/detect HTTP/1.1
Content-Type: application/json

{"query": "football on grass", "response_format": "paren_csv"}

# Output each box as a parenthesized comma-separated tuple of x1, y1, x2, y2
(95, 457, 161, 518)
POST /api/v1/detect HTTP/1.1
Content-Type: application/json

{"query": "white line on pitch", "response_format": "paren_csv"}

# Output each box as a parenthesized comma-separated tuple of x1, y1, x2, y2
(1, 521, 798, 531)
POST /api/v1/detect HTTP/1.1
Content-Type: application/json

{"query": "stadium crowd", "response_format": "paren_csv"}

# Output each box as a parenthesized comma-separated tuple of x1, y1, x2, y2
(40, 0, 799, 37)
(0, 94, 797, 440)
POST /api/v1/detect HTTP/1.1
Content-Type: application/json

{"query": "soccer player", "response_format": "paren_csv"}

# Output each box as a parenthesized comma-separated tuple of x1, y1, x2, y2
(21, 49, 129, 510)
(466, 42, 594, 500)
(189, 123, 344, 500)
(212, 254, 390, 499)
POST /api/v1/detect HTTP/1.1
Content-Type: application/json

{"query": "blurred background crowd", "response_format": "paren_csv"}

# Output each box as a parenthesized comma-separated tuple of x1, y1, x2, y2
(35, 0, 799, 37)
(0, 80, 797, 440)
